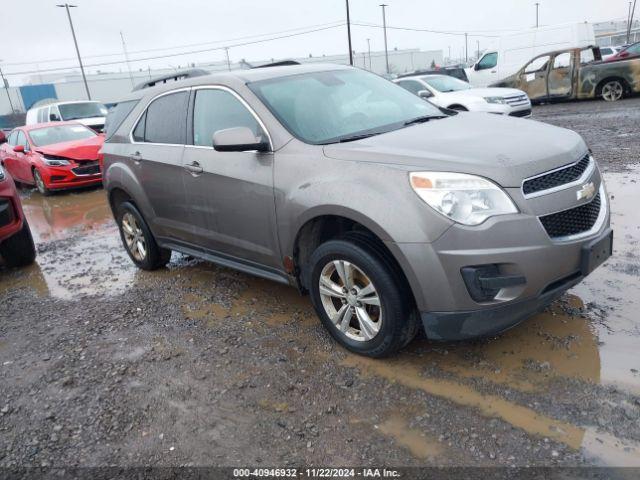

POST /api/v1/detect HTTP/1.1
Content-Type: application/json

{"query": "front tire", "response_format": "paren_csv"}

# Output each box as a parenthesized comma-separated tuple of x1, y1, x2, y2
(33, 169, 51, 196)
(308, 238, 418, 357)
(116, 201, 171, 270)
(0, 221, 36, 268)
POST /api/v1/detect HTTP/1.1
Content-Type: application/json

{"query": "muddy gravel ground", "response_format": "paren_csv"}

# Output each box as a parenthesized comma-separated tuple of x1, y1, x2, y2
(1, 99, 640, 474)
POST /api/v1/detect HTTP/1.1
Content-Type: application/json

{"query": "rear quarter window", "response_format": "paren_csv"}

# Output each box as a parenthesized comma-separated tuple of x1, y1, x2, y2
(134, 92, 189, 144)
(104, 100, 139, 141)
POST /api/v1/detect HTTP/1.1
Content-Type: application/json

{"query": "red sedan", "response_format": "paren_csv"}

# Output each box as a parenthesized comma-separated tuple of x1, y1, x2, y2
(0, 122, 104, 196)
(0, 163, 36, 267)
(606, 42, 640, 62)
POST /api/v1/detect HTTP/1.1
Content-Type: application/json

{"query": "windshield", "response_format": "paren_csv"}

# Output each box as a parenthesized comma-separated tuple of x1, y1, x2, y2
(421, 75, 471, 92)
(58, 102, 108, 121)
(249, 69, 445, 144)
(29, 124, 97, 147)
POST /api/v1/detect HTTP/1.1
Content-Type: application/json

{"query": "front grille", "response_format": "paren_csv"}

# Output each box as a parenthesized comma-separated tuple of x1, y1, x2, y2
(510, 108, 532, 118)
(72, 161, 101, 176)
(523, 154, 591, 196)
(539, 193, 601, 239)
(504, 94, 530, 106)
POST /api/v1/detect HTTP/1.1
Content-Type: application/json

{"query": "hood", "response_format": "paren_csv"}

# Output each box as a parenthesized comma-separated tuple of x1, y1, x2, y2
(323, 113, 587, 187)
(453, 87, 527, 98)
(67, 116, 105, 128)
(35, 135, 104, 161)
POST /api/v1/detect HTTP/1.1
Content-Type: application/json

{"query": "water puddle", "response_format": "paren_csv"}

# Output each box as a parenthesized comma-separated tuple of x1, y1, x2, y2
(376, 414, 443, 460)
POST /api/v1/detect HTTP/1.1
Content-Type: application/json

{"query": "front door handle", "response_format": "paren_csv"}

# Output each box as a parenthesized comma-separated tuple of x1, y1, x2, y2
(184, 161, 203, 174)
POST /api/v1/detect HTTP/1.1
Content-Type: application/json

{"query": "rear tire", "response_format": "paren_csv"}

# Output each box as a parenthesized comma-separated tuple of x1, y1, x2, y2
(0, 221, 36, 268)
(308, 237, 418, 357)
(600, 79, 626, 102)
(116, 201, 171, 270)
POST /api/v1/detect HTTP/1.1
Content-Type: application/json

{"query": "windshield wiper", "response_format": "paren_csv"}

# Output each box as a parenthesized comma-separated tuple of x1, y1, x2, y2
(403, 115, 448, 126)
(337, 132, 381, 143)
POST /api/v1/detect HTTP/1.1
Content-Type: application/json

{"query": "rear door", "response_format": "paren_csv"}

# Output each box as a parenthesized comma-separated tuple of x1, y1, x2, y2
(129, 89, 192, 242)
(180, 86, 280, 269)
(548, 52, 573, 98)
(518, 54, 551, 101)
(0, 131, 19, 178)
(14, 130, 36, 182)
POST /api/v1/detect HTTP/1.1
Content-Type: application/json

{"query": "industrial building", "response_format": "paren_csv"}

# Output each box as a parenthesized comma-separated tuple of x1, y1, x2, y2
(0, 47, 442, 118)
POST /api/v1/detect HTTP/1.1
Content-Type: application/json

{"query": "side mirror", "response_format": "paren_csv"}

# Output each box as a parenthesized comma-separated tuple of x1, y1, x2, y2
(474, 63, 481, 71)
(418, 90, 433, 99)
(212, 127, 270, 153)
(13, 145, 25, 153)
(49, 113, 61, 121)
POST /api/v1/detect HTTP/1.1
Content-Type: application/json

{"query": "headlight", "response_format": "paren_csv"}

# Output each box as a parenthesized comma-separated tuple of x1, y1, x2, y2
(410, 172, 518, 226)
(42, 155, 71, 166)
(484, 96, 506, 104)
(0, 164, 5, 181)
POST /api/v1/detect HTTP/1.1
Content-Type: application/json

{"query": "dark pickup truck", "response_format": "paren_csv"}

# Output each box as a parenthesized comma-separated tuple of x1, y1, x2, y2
(491, 46, 640, 103)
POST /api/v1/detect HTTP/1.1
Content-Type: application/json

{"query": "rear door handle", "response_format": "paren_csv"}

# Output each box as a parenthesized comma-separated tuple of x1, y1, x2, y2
(184, 161, 203, 174)
(130, 151, 142, 162)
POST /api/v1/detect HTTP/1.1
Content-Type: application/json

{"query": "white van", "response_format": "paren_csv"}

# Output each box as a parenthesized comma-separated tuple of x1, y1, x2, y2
(465, 23, 596, 87)
(25, 101, 108, 132)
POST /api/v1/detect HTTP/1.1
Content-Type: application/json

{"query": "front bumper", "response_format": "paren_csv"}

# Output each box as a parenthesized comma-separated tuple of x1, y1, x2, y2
(41, 164, 102, 190)
(390, 173, 611, 341)
(484, 103, 532, 117)
(0, 178, 24, 242)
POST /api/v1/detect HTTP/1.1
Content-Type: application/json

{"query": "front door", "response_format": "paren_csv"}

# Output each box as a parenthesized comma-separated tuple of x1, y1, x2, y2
(13, 130, 35, 183)
(518, 54, 551, 102)
(467, 52, 499, 87)
(180, 87, 280, 269)
(128, 90, 192, 242)
(548, 52, 573, 98)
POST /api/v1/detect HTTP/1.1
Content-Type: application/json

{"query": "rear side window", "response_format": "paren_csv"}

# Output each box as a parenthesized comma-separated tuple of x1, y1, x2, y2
(192, 89, 262, 147)
(16, 131, 29, 151)
(7, 131, 18, 145)
(134, 91, 188, 144)
(105, 100, 139, 141)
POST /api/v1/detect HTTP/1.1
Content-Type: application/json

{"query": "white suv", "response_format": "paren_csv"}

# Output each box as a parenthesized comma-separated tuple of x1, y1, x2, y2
(395, 74, 532, 118)
(25, 101, 108, 132)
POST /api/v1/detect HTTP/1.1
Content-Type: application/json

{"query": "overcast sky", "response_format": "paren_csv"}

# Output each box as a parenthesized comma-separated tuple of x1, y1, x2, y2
(0, 0, 632, 81)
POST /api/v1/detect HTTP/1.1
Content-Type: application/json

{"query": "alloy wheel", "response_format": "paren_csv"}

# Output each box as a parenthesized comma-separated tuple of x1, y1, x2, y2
(121, 212, 147, 261)
(318, 260, 382, 342)
(602, 81, 623, 102)
(34, 170, 46, 194)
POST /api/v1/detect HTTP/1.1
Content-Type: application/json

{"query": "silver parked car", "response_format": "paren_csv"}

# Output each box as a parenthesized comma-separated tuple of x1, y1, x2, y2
(102, 64, 612, 357)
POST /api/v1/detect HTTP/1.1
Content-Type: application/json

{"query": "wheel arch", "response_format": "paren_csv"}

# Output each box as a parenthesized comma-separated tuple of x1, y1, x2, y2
(596, 76, 630, 98)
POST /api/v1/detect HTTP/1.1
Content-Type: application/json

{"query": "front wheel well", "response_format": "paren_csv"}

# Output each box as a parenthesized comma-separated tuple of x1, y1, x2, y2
(447, 104, 468, 111)
(108, 188, 135, 215)
(293, 215, 415, 306)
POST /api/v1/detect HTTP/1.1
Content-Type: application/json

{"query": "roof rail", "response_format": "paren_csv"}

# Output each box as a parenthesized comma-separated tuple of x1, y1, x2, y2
(253, 60, 301, 69)
(132, 68, 210, 91)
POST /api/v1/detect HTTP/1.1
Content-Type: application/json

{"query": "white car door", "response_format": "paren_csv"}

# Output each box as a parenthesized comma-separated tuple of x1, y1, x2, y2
(467, 52, 499, 87)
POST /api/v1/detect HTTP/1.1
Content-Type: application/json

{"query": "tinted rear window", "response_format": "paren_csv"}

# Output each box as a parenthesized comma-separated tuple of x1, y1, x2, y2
(104, 100, 139, 141)
(137, 92, 189, 144)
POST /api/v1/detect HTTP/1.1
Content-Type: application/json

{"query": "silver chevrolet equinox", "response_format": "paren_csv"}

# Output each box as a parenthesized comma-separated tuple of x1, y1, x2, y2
(102, 64, 612, 357)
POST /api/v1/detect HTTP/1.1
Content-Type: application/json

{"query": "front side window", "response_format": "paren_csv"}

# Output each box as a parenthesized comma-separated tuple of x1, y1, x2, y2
(28, 124, 96, 147)
(193, 89, 262, 147)
(249, 69, 444, 144)
(477, 52, 498, 70)
(524, 56, 550, 74)
(58, 102, 108, 121)
(16, 131, 29, 151)
(135, 92, 188, 144)
(421, 75, 471, 92)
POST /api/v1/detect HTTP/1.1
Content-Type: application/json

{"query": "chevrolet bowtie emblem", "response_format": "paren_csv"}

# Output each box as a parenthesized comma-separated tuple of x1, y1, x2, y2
(576, 182, 596, 201)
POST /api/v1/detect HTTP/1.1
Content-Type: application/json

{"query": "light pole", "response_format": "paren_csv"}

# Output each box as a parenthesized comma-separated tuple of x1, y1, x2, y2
(465, 33, 468, 63)
(345, 0, 353, 66)
(476, 40, 480, 60)
(366, 38, 372, 71)
(629, 0, 638, 43)
(535, 2, 540, 28)
(224, 47, 231, 71)
(0, 63, 15, 113)
(57, 3, 91, 100)
(120, 31, 135, 88)
(380, 4, 389, 74)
